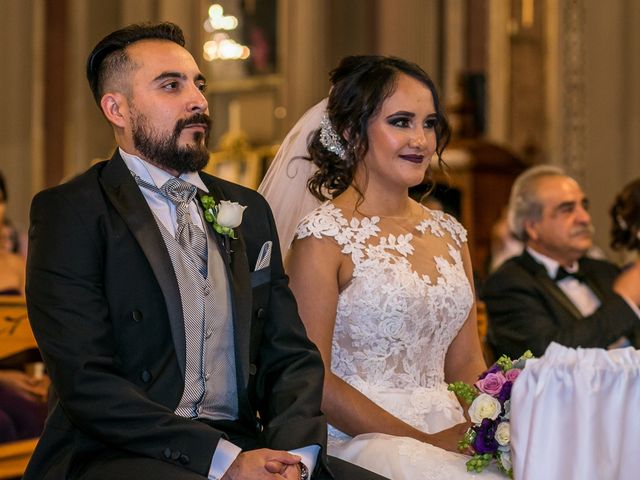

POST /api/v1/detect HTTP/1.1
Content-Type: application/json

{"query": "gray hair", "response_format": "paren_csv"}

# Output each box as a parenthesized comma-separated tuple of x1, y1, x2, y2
(507, 165, 567, 241)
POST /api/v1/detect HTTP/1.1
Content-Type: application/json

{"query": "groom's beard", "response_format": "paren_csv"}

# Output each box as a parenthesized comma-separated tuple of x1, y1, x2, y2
(131, 110, 212, 174)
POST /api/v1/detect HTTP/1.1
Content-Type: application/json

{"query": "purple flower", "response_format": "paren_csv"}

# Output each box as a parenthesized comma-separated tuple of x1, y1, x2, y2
(473, 418, 499, 454)
(475, 372, 507, 396)
(478, 363, 501, 380)
(497, 381, 513, 404)
(505, 368, 521, 382)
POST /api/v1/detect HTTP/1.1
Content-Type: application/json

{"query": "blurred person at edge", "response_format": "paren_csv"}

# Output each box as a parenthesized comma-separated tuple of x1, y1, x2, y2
(610, 178, 640, 265)
(0, 171, 25, 295)
(0, 171, 48, 443)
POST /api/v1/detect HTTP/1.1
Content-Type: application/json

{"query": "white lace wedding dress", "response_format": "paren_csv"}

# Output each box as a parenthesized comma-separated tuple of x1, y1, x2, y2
(295, 202, 502, 479)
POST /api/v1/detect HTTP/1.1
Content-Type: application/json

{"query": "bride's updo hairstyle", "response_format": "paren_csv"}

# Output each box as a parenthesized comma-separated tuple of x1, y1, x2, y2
(307, 55, 451, 201)
(610, 178, 640, 252)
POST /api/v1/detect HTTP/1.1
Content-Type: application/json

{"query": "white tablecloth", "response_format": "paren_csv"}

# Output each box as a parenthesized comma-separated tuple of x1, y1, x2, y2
(511, 342, 640, 480)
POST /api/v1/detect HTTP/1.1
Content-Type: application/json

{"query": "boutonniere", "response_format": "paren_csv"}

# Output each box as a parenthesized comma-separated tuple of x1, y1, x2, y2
(200, 195, 247, 239)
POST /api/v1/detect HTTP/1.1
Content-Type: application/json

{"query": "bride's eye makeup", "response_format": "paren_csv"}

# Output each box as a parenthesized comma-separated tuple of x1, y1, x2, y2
(386, 112, 414, 128)
(386, 112, 438, 129)
(424, 116, 438, 129)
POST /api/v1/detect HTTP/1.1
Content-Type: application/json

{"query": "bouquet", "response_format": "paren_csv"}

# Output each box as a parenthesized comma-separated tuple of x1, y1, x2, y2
(448, 351, 533, 477)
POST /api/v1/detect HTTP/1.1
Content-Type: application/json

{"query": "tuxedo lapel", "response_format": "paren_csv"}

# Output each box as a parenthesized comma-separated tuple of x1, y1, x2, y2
(518, 251, 584, 321)
(198, 176, 252, 397)
(99, 152, 187, 376)
(578, 259, 607, 302)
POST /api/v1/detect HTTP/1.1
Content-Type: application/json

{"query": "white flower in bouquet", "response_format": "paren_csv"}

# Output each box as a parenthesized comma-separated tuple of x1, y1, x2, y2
(494, 421, 510, 446)
(468, 393, 502, 423)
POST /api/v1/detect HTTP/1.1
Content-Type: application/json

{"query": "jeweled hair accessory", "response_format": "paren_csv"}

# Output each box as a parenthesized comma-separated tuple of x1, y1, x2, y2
(319, 112, 347, 160)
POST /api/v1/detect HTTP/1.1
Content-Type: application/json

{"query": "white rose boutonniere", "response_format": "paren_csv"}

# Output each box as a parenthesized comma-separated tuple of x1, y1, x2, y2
(200, 195, 246, 239)
(468, 393, 502, 424)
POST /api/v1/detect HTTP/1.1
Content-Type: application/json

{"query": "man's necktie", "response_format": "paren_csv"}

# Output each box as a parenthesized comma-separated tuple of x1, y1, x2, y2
(555, 267, 586, 283)
(135, 175, 208, 276)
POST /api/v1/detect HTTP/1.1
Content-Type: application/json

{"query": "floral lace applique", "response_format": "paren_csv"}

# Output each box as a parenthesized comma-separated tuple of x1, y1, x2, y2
(295, 202, 473, 432)
(416, 209, 468, 246)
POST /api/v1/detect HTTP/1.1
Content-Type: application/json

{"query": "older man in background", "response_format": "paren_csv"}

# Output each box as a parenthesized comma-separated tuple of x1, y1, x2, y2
(482, 165, 640, 359)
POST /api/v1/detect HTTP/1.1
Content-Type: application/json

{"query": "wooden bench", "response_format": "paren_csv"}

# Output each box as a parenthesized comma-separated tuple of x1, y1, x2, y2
(0, 296, 39, 479)
(0, 438, 38, 479)
(0, 295, 37, 360)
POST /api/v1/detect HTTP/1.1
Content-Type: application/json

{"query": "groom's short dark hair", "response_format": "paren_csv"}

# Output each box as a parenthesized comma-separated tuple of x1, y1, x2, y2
(86, 22, 185, 105)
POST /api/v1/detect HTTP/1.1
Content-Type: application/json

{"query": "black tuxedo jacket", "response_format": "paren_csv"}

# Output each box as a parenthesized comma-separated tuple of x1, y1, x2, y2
(481, 250, 640, 359)
(24, 152, 329, 479)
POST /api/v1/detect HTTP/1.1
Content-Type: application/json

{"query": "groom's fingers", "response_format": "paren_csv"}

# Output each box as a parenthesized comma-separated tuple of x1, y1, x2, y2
(265, 460, 285, 473)
(264, 450, 301, 474)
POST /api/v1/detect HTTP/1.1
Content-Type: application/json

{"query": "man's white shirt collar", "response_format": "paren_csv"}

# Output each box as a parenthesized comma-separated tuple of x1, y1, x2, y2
(527, 247, 579, 279)
(119, 147, 209, 193)
(119, 148, 208, 235)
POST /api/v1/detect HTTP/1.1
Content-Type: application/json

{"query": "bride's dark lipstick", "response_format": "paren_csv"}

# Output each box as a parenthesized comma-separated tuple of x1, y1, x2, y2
(399, 154, 424, 163)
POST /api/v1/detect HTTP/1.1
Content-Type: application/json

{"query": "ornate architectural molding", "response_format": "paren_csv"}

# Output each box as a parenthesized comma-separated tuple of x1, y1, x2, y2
(559, 0, 586, 182)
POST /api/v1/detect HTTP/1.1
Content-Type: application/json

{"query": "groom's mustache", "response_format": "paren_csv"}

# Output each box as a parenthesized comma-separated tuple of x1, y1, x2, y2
(174, 113, 212, 136)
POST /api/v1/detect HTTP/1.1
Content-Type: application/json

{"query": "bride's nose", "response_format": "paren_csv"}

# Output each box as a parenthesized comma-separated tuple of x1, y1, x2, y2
(409, 129, 427, 149)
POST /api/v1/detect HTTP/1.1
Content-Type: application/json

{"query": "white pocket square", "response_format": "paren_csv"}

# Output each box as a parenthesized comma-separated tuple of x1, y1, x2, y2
(255, 241, 272, 270)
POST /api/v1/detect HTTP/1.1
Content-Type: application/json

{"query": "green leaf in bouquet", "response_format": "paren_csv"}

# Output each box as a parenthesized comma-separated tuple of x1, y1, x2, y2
(448, 381, 478, 405)
(512, 350, 534, 369)
(466, 453, 493, 473)
(457, 428, 476, 452)
(496, 355, 514, 372)
(497, 462, 514, 478)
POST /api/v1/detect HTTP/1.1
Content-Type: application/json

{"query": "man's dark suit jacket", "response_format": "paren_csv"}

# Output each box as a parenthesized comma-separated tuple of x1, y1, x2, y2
(24, 152, 330, 479)
(481, 250, 640, 359)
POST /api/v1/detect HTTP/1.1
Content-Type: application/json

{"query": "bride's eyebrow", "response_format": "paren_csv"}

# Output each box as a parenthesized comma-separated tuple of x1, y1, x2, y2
(386, 111, 415, 118)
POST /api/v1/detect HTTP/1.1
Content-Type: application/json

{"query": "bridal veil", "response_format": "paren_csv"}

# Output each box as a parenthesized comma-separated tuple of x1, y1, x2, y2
(258, 99, 326, 254)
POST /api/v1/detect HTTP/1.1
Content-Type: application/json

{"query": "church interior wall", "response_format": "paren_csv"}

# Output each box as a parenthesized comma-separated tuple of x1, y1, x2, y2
(1, 0, 639, 263)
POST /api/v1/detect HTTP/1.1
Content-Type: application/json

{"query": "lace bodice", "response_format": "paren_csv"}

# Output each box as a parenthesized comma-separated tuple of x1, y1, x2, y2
(295, 202, 473, 393)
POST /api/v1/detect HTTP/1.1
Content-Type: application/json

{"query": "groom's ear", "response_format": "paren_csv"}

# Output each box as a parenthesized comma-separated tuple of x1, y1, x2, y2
(100, 92, 129, 128)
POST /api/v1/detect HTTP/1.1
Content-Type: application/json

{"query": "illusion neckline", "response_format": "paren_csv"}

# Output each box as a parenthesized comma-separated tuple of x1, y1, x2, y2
(327, 200, 428, 222)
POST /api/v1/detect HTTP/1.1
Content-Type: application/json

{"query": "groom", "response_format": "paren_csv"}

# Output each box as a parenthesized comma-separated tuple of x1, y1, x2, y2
(24, 22, 385, 480)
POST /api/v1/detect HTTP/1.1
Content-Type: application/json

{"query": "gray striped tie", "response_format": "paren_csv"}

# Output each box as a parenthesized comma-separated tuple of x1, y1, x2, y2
(136, 175, 208, 276)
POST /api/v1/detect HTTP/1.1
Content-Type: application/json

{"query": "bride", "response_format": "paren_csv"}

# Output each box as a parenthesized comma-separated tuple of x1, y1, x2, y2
(260, 55, 500, 479)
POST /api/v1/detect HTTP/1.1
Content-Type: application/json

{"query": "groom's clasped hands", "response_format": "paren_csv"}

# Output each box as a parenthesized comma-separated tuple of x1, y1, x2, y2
(221, 449, 303, 479)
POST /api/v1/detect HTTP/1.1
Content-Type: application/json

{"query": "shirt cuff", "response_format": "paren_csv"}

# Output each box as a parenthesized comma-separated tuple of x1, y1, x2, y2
(620, 293, 640, 319)
(208, 438, 242, 480)
(289, 445, 321, 476)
